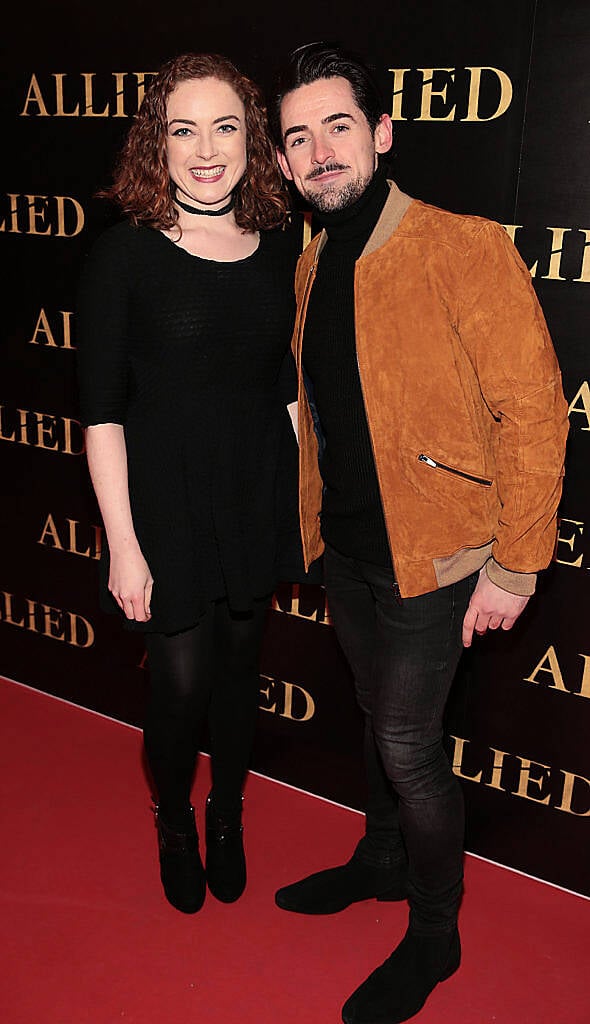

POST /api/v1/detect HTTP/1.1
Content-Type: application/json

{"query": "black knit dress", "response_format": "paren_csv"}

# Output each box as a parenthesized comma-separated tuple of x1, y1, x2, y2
(77, 218, 302, 634)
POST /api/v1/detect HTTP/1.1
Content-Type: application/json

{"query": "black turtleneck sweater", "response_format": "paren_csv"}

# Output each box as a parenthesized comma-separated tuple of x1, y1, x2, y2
(302, 166, 393, 568)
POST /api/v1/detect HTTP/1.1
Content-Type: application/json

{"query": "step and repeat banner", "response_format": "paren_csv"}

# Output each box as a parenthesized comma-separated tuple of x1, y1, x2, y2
(2, 1, 588, 895)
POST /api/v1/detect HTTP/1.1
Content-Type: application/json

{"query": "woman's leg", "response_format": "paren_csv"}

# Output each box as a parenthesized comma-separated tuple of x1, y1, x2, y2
(204, 596, 269, 902)
(142, 611, 218, 912)
(207, 596, 270, 815)
(143, 610, 215, 827)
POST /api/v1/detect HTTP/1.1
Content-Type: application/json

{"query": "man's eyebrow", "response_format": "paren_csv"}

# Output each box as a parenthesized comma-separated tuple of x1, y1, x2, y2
(322, 112, 355, 125)
(283, 123, 308, 141)
(167, 114, 241, 127)
(283, 111, 355, 141)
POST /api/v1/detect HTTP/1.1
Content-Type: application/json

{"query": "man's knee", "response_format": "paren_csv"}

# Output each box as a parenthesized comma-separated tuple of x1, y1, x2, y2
(374, 733, 451, 797)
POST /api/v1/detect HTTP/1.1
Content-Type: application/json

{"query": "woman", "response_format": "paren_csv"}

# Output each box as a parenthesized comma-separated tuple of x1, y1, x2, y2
(77, 53, 303, 914)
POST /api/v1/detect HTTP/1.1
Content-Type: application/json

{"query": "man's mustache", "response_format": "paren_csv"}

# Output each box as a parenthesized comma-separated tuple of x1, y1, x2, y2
(306, 163, 349, 181)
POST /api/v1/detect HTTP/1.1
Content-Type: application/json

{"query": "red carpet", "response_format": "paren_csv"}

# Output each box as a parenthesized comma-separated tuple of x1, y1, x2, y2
(1, 675, 588, 1024)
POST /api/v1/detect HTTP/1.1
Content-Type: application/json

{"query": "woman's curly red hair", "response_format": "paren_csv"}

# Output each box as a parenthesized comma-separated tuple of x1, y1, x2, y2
(102, 53, 290, 232)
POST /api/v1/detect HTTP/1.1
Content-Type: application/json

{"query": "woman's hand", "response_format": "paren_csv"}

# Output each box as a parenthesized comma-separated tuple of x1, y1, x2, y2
(108, 545, 153, 622)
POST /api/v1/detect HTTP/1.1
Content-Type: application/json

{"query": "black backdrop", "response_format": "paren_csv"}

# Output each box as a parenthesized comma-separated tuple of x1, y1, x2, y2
(2, 0, 589, 896)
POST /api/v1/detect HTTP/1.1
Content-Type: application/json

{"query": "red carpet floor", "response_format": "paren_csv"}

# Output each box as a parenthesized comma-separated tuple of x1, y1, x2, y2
(1, 675, 588, 1024)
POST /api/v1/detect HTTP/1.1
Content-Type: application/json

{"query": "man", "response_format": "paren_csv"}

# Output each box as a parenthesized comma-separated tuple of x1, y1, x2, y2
(271, 42, 569, 1024)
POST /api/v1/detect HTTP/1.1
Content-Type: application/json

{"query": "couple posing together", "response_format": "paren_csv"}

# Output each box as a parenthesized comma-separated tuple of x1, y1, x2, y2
(77, 42, 567, 1024)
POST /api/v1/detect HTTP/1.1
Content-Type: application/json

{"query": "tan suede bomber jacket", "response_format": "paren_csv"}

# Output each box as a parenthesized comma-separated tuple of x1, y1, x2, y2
(293, 181, 569, 599)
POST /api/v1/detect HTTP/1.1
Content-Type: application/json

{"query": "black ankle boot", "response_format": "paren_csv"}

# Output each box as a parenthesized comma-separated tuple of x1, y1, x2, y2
(154, 804, 206, 914)
(341, 927, 460, 1024)
(275, 852, 407, 915)
(205, 792, 246, 903)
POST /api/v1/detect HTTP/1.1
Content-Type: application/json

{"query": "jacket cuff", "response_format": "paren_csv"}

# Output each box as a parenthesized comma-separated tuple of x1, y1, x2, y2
(485, 558, 537, 596)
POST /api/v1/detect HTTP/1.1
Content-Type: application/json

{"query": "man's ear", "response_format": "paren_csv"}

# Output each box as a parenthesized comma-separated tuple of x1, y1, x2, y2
(374, 113, 393, 155)
(276, 147, 294, 181)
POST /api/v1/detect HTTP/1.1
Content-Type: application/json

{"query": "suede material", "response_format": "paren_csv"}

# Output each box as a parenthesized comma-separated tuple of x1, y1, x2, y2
(293, 182, 569, 598)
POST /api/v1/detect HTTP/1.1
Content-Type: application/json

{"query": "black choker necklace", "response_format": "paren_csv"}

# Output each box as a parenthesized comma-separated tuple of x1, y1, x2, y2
(172, 186, 235, 218)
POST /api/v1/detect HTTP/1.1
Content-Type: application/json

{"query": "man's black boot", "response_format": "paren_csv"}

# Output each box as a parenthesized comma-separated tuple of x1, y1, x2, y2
(154, 804, 206, 914)
(205, 792, 246, 903)
(275, 850, 407, 915)
(341, 927, 460, 1024)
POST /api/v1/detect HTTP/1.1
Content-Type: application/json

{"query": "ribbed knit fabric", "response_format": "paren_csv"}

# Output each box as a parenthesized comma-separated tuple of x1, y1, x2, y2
(302, 166, 393, 567)
(77, 218, 303, 632)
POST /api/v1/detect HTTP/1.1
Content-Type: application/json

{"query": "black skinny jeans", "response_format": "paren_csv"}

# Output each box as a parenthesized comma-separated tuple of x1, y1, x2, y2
(143, 597, 269, 826)
(324, 544, 477, 935)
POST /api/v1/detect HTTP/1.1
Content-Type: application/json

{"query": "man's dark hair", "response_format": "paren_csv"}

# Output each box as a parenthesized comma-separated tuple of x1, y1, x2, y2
(271, 42, 387, 151)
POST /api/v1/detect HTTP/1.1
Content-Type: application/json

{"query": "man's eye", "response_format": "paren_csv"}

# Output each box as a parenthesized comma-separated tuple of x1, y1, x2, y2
(290, 136, 306, 147)
(332, 123, 349, 133)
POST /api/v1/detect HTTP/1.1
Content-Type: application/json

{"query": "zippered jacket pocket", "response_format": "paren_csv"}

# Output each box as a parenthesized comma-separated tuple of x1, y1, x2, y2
(418, 453, 492, 487)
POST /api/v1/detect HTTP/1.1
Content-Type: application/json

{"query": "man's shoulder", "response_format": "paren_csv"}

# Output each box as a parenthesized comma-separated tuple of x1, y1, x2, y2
(399, 198, 503, 256)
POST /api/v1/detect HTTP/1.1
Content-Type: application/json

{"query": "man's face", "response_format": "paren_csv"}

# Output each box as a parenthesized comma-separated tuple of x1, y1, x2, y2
(277, 77, 392, 213)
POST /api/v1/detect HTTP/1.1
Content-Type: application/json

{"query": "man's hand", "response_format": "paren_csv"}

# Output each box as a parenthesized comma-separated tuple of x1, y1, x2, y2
(462, 569, 530, 647)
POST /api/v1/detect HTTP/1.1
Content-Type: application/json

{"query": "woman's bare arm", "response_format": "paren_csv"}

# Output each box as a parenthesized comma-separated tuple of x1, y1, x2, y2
(85, 423, 153, 621)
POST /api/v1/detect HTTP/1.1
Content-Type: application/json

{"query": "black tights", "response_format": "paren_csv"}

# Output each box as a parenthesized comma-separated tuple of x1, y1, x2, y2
(143, 597, 269, 827)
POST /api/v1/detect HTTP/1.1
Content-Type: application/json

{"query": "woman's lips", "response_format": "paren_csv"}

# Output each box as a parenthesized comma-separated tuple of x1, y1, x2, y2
(190, 165, 225, 182)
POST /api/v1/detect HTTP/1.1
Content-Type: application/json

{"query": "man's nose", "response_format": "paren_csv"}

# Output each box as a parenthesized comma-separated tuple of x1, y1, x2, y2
(311, 136, 335, 165)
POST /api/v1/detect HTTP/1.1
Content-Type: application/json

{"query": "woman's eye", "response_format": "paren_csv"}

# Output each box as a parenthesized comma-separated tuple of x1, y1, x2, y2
(218, 123, 237, 134)
(172, 127, 191, 137)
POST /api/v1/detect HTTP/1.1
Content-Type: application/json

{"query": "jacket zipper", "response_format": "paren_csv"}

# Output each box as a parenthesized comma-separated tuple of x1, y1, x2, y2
(298, 258, 320, 574)
(302, 261, 318, 309)
(418, 454, 492, 487)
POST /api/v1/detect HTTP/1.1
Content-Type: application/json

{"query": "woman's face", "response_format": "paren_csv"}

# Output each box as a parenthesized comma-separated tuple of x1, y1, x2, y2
(166, 76, 247, 211)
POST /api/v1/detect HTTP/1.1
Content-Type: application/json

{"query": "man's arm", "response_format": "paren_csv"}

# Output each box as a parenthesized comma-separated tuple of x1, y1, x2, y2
(456, 220, 569, 644)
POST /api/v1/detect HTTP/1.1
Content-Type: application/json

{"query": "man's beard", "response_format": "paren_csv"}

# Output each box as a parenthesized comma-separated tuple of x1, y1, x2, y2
(301, 168, 373, 214)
